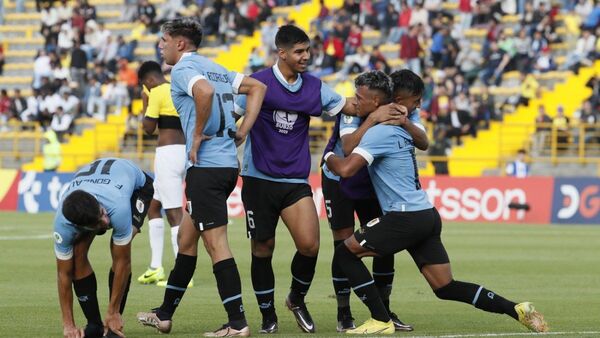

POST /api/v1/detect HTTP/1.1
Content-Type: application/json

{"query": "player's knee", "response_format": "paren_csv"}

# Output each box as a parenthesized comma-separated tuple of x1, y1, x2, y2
(297, 240, 319, 257)
(251, 239, 275, 257)
(433, 279, 457, 300)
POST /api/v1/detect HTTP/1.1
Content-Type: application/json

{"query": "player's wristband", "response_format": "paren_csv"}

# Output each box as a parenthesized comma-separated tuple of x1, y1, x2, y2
(324, 151, 335, 162)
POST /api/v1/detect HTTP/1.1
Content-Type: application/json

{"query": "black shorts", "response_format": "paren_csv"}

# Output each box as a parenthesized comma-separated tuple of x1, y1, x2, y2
(354, 207, 449, 269)
(242, 176, 313, 241)
(186, 167, 238, 231)
(130, 172, 154, 231)
(321, 173, 382, 230)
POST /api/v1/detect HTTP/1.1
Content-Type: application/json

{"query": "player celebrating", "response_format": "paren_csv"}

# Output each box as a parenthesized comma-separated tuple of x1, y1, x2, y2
(321, 70, 427, 332)
(54, 158, 153, 338)
(136, 60, 188, 287)
(136, 18, 266, 337)
(323, 70, 548, 334)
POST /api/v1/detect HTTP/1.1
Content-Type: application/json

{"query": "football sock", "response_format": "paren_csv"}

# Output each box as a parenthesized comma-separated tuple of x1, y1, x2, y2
(332, 240, 351, 308)
(213, 258, 247, 328)
(336, 244, 389, 322)
(73, 273, 102, 326)
(289, 251, 318, 304)
(372, 255, 394, 313)
(108, 269, 131, 314)
(158, 253, 197, 320)
(434, 280, 518, 319)
(251, 255, 276, 320)
(170, 225, 179, 257)
(148, 218, 165, 269)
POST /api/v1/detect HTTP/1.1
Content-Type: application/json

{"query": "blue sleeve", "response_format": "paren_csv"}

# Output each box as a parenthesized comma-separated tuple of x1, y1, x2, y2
(53, 215, 76, 260)
(409, 109, 425, 130)
(234, 95, 247, 116)
(352, 126, 396, 165)
(339, 114, 361, 137)
(320, 82, 345, 116)
(109, 200, 133, 246)
(172, 64, 206, 97)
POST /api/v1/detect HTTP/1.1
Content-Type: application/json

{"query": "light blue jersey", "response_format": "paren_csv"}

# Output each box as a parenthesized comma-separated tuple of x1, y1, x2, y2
(171, 52, 245, 169)
(323, 110, 425, 181)
(53, 158, 148, 260)
(235, 64, 345, 183)
(352, 124, 432, 213)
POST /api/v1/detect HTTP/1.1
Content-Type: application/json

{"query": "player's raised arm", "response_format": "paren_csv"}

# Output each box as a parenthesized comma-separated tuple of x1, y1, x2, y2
(234, 76, 266, 145)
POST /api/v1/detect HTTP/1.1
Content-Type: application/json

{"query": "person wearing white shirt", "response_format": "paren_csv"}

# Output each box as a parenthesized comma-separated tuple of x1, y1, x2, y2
(505, 149, 529, 178)
(50, 107, 73, 141)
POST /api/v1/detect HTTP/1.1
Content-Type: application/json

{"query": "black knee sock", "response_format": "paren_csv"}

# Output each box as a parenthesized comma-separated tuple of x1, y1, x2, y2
(213, 258, 247, 328)
(335, 244, 389, 322)
(158, 253, 197, 320)
(434, 280, 518, 319)
(108, 269, 131, 314)
(332, 240, 351, 310)
(73, 273, 102, 326)
(251, 255, 276, 321)
(372, 255, 394, 314)
(289, 251, 318, 304)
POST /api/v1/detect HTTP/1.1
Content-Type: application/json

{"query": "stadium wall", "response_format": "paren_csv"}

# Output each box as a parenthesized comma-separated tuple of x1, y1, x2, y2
(1, 171, 598, 225)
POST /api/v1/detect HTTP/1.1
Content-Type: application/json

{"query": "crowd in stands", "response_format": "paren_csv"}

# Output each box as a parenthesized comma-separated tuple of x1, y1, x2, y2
(1, 0, 600, 173)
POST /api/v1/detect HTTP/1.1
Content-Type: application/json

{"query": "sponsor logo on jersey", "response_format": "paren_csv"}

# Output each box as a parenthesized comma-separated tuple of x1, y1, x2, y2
(273, 110, 298, 134)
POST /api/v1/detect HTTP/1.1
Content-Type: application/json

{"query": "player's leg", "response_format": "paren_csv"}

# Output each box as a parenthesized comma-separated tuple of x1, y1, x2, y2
(138, 198, 166, 284)
(197, 168, 249, 337)
(164, 207, 183, 256)
(356, 199, 412, 331)
(415, 208, 547, 332)
(242, 176, 280, 333)
(281, 187, 320, 333)
(72, 233, 104, 338)
(322, 171, 357, 332)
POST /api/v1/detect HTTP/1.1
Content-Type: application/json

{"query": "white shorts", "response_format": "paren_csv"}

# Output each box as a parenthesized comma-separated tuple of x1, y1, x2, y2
(153, 144, 186, 209)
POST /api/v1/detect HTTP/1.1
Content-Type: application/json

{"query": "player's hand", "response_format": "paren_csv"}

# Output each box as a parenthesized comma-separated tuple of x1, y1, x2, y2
(234, 130, 247, 147)
(369, 103, 407, 125)
(189, 134, 213, 164)
(104, 313, 125, 337)
(63, 325, 84, 338)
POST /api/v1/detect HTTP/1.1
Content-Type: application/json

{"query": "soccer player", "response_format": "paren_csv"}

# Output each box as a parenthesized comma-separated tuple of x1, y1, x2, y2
(323, 70, 548, 334)
(54, 158, 153, 338)
(234, 25, 400, 334)
(135, 60, 187, 286)
(136, 18, 266, 337)
(322, 70, 427, 332)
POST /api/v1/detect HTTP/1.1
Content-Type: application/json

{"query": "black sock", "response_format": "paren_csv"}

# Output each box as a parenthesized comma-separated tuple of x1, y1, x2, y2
(335, 244, 389, 322)
(251, 255, 276, 321)
(213, 258, 247, 328)
(332, 240, 351, 309)
(289, 251, 318, 304)
(108, 269, 131, 314)
(434, 280, 518, 320)
(73, 273, 102, 326)
(372, 255, 394, 314)
(158, 253, 197, 320)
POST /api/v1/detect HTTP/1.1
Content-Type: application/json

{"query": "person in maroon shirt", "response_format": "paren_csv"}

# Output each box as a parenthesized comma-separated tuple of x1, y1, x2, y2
(400, 25, 421, 75)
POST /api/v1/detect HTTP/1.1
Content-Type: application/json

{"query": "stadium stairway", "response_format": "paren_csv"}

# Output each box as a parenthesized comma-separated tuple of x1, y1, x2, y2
(447, 61, 600, 177)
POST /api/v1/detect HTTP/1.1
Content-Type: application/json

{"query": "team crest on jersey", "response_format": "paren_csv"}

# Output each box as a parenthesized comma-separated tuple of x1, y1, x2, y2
(54, 232, 63, 244)
(343, 115, 354, 124)
(136, 199, 145, 213)
(273, 110, 298, 134)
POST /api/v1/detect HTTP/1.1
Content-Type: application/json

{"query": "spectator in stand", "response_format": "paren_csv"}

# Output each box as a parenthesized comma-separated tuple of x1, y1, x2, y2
(117, 59, 138, 112)
(553, 105, 570, 151)
(42, 130, 61, 171)
(71, 7, 86, 43)
(56, 0, 72, 22)
(533, 46, 556, 73)
(369, 46, 391, 74)
(9, 89, 29, 121)
(474, 85, 497, 127)
(116, 35, 137, 62)
(458, 0, 473, 32)
(60, 88, 81, 116)
(401, 25, 422, 75)
(382, 3, 401, 43)
(50, 107, 73, 141)
(97, 36, 119, 70)
(249, 47, 266, 73)
(440, 100, 476, 146)
(261, 17, 278, 55)
(309, 43, 336, 77)
(429, 127, 451, 175)
(86, 77, 106, 119)
(582, 0, 600, 29)
(137, 0, 157, 27)
(314, 0, 330, 31)
(324, 31, 345, 63)
(70, 40, 88, 96)
(338, 46, 370, 76)
(58, 21, 75, 54)
(573, 100, 599, 144)
(480, 41, 509, 86)
(345, 23, 363, 55)
(409, 1, 429, 30)
(20, 90, 41, 124)
(514, 28, 532, 73)
(562, 29, 596, 71)
(505, 149, 529, 178)
(79, 0, 97, 22)
(518, 73, 539, 107)
(0, 45, 4, 76)
(0, 90, 11, 130)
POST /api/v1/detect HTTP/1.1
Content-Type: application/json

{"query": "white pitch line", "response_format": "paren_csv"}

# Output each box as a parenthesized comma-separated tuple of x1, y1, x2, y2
(403, 332, 600, 338)
(0, 234, 52, 240)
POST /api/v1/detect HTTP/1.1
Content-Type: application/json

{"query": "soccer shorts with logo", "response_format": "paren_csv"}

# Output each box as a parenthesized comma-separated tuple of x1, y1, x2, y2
(242, 176, 313, 241)
(130, 173, 154, 231)
(321, 172, 382, 230)
(153, 144, 186, 209)
(186, 167, 238, 231)
(354, 207, 449, 269)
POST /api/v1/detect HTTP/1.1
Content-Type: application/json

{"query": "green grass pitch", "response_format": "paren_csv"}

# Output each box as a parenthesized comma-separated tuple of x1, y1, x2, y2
(0, 212, 599, 337)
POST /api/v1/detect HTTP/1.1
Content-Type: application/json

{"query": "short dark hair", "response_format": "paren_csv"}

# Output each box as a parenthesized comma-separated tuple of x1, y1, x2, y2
(62, 190, 101, 228)
(275, 25, 310, 49)
(161, 18, 203, 48)
(390, 69, 425, 98)
(355, 70, 393, 100)
(137, 61, 163, 82)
